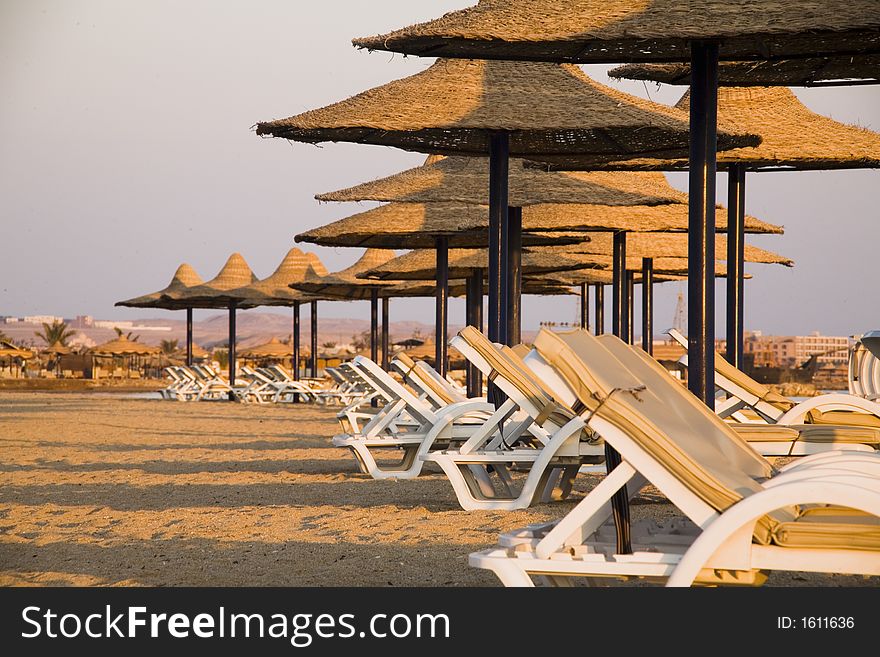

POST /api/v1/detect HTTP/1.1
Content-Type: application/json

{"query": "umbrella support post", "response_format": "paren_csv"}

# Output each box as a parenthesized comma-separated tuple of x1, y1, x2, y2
(381, 297, 390, 371)
(227, 304, 237, 401)
(488, 132, 509, 404)
(465, 268, 483, 398)
(310, 301, 318, 378)
(185, 307, 193, 367)
(292, 301, 300, 403)
(594, 284, 604, 336)
(435, 237, 449, 376)
(579, 283, 589, 330)
(642, 258, 654, 355)
(626, 271, 635, 345)
(609, 231, 632, 554)
(688, 40, 719, 406)
(504, 206, 522, 346)
(370, 288, 379, 407)
(612, 232, 627, 339)
(726, 164, 746, 369)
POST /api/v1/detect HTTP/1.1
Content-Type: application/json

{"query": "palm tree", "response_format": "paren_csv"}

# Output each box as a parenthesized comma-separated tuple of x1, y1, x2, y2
(34, 320, 75, 347)
(113, 326, 140, 342)
(159, 339, 179, 355)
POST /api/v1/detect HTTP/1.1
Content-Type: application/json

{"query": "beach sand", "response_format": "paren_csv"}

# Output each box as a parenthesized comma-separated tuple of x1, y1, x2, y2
(0, 391, 874, 587)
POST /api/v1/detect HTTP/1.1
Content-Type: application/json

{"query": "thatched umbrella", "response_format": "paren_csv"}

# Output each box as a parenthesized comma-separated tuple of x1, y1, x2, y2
(240, 337, 294, 362)
(160, 253, 258, 391)
(609, 56, 880, 88)
(353, 0, 880, 414)
(207, 248, 329, 382)
(570, 83, 880, 367)
(116, 263, 203, 366)
(90, 336, 160, 379)
(256, 57, 756, 371)
(353, 0, 880, 559)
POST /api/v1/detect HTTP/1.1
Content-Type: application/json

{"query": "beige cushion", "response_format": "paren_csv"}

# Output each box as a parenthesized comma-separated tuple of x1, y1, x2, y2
(806, 409, 880, 428)
(773, 512, 880, 550)
(734, 423, 880, 445)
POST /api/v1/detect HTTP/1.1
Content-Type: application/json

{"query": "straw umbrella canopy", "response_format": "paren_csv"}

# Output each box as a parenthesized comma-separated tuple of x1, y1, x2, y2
(351, 0, 880, 558)
(159, 253, 259, 391)
(91, 336, 160, 357)
(353, 2, 880, 63)
(256, 57, 758, 375)
(116, 263, 204, 366)
(559, 87, 880, 172)
(317, 157, 687, 206)
(353, 0, 880, 420)
(0, 341, 34, 363)
(215, 248, 330, 382)
(582, 83, 880, 367)
(359, 248, 599, 281)
(240, 337, 294, 361)
(41, 342, 71, 357)
(609, 57, 880, 87)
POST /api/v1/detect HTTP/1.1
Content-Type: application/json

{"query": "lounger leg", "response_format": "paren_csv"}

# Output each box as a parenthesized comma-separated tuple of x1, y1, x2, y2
(485, 561, 536, 588)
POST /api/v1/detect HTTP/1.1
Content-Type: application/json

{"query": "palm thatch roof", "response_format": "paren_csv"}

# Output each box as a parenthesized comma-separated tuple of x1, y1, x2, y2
(116, 263, 203, 310)
(256, 58, 756, 161)
(528, 270, 687, 286)
(609, 56, 880, 87)
(91, 336, 160, 357)
(161, 253, 259, 308)
(553, 233, 793, 266)
(353, 1, 880, 63)
(297, 201, 781, 249)
(40, 342, 71, 356)
(240, 337, 294, 359)
(584, 86, 880, 171)
(317, 157, 686, 206)
(359, 248, 594, 281)
(0, 341, 35, 359)
(210, 248, 329, 308)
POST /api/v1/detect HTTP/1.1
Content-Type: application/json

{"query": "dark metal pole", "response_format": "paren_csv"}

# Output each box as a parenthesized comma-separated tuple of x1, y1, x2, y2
(688, 41, 719, 405)
(370, 287, 379, 364)
(642, 258, 654, 355)
(488, 133, 509, 404)
(185, 307, 193, 366)
(465, 268, 483, 398)
(609, 232, 633, 553)
(292, 300, 300, 381)
(505, 206, 522, 346)
(612, 232, 627, 338)
(310, 300, 318, 378)
(626, 271, 635, 345)
(594, 284, 605, 336)
(435, 237, 449, 376)
(381, 297, 390, 371)
(579, 283, 589, 330)
(227, 303, 236, 401)
(726, 164, 746, 369)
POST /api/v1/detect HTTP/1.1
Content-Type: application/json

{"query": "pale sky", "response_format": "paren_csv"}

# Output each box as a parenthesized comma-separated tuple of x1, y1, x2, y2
(2, 0, 879, 337)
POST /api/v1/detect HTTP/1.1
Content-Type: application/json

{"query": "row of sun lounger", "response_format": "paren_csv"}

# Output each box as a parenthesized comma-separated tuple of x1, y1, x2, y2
(326, 327, 880, 586)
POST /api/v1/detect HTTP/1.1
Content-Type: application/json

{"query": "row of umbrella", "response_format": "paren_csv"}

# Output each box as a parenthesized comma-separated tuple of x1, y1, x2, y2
(250, 0, 878, 556)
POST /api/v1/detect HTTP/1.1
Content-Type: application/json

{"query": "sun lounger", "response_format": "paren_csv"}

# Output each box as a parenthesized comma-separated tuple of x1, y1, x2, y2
(331, 355, 496, 479)
(470, 328, 880, 586)
(668, 328, 880, 427)
(849, 332, 880, 401)
(420, 327, 606, 510)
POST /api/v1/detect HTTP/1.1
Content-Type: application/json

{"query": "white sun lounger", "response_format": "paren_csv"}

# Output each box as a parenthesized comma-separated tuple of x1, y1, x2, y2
(470, 328, 880, 586)
(668, 328, 880, 427)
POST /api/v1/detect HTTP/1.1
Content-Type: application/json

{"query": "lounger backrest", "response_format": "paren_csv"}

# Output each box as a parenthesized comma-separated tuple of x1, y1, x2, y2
(509, 344, 531, 359)
(533, 328, 795, 543)
(352, 356, 436, 425)
(711, 352, 794, 412)
(596, 335, 772, 479)
(458, 326, 573, 425)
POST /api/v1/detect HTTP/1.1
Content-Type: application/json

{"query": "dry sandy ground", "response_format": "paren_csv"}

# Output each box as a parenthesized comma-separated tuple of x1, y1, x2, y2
(0, 391, 875, 587)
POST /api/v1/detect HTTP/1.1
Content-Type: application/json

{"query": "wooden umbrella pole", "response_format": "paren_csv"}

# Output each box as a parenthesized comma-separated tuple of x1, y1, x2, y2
(612, 232, 627, 338)
(370, 287, 379, 364)
(594, 284, 604, 336)
(688, 41, 719, 406)
(488, 132, 509, 403)
(626, 270, 635, 345)
(465, 268, 483, 398)
(579, 283, 589, 330)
